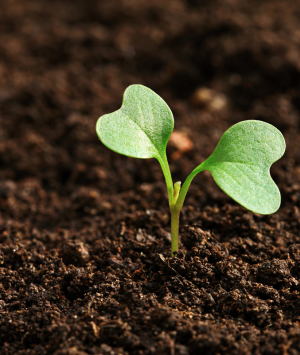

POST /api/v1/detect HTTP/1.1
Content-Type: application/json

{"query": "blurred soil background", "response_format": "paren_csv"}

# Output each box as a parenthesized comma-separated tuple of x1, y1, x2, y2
(1, 0, 300, 354)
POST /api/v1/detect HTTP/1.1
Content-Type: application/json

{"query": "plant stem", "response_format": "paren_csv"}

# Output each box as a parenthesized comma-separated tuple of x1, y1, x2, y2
(170, 163, 206, 257)
(175, 162, 206, 211)
(158, 155, 180, 257)
(159, 155, 206, 257)
(159, 153, 174, 205)
(170, 206, 180, 256)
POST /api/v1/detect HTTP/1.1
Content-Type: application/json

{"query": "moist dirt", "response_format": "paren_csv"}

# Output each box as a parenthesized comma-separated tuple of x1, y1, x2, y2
(1, 0, 300, 354)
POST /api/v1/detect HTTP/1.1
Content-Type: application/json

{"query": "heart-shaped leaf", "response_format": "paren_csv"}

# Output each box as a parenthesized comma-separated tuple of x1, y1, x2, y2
(198, 120, 285, 214)
(96, 84, 174, 160)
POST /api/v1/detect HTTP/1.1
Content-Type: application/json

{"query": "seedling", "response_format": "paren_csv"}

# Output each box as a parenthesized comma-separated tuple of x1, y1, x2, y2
(96, 85, 286, 256)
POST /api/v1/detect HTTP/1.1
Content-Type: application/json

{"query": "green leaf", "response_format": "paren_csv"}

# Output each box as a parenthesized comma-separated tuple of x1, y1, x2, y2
(199, 120, 286, 214)
(96, 84, 174, 160)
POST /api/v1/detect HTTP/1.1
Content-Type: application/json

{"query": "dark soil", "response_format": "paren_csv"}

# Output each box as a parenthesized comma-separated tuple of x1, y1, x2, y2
(1, 0, 300, 354)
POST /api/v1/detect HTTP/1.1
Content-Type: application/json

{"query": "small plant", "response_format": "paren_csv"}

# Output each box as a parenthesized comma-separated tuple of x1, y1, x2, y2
(96, 85, 286, 256)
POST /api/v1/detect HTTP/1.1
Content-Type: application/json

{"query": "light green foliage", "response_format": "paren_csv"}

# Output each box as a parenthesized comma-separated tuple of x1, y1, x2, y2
(197, 121, 285, 214)
(96, 84, 286, 256)
(96, 85, 174, 160)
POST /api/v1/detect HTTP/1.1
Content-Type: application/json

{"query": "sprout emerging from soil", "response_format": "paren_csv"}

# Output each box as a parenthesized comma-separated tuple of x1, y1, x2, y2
(96, 85, 286, 256)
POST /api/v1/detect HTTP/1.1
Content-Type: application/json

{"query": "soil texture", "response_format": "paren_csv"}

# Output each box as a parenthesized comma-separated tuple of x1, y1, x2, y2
(1, 0, 300, 354)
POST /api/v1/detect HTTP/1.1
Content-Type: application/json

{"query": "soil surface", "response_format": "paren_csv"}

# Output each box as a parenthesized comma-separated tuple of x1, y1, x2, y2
(1, 0, 300, 354)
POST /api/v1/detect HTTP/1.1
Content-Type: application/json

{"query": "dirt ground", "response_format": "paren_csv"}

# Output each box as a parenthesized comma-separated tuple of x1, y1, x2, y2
(1, 0, 300, 354)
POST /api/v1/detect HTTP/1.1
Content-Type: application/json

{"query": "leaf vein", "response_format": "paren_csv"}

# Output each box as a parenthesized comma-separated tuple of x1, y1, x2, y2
(121, 108, 161, 158)
(212, 163, 271, 196)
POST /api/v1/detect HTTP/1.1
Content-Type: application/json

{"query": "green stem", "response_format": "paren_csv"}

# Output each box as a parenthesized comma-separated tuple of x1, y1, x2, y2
(159, 153, 174, 205)
(171, 206, 180, 256)
(175, 162, 206, 211)
(169, 163, 206, 256)
(159, 155, 206, 257)
(158, 154, 180, 256)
